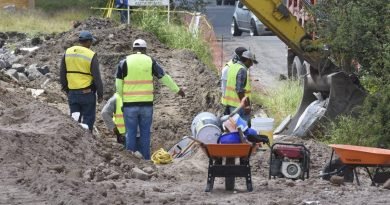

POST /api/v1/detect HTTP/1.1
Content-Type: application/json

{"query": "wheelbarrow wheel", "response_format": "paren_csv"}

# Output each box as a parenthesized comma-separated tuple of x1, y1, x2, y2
(225, 158, 235, 191)
(322, 159, 354, 182)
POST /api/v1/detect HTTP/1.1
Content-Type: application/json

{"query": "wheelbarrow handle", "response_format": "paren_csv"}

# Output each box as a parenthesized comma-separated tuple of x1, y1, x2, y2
(186, 136, 205, 146)
(220, 96, 248, 122)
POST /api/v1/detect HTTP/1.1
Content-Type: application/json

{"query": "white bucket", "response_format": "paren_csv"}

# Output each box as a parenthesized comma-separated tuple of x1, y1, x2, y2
(251, 117, 274, 145)
(191, 112, 221, 144)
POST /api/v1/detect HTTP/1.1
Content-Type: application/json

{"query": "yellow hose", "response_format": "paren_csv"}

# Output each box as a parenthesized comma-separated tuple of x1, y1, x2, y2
(151, 148, 173, 164)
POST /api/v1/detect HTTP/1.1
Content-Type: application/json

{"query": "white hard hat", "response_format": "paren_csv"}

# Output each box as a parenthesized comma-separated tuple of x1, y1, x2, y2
(241, 51, 258, 64)
(133, 39, 147, 48)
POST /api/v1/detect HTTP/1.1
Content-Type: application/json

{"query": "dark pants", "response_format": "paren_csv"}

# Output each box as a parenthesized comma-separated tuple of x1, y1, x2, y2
(67, 91, 96, 131)
(118, 5, 128, 23)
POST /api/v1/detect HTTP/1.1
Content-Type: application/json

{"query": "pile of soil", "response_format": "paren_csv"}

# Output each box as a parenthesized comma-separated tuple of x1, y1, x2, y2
(21, 17, 222, 150)
(0, 18, 389, 204)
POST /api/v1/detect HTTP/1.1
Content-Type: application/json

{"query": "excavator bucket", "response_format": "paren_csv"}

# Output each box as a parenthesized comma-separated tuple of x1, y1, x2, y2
(240, 0, 367, 137)
(275, 69, 366, 136)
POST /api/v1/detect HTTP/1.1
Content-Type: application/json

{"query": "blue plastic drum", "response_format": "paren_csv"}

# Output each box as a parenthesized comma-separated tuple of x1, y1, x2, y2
(218, 132, 241, 144)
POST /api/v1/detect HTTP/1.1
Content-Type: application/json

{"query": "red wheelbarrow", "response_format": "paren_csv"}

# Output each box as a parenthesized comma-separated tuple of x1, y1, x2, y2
(321, 144, 390, 186)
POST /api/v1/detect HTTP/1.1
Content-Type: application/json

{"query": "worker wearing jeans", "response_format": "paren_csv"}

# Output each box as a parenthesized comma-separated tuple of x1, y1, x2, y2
(123, 106, 153, 159)
(115, 39, 185, 160)
(60, 31, 104, 131)
(115, 0, 129, 24)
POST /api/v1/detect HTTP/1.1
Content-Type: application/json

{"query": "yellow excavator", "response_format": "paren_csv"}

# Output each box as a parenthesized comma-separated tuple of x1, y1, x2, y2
(240, 0, 366, 136)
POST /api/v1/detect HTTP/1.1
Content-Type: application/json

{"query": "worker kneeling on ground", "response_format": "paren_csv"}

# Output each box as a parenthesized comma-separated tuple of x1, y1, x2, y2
(115, 39, 185, 160)
(224, 51, 257, 123)
(101, 93, 126, 145)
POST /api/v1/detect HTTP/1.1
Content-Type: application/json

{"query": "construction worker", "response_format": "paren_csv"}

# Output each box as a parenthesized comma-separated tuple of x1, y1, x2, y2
(224, 51, 258, 123)
(115, 39, 185, 160)
(60, 30, 104, 132)
(221, 47, 248, 115)
(115, 0, 129, 23)
(101, 93, 126, 145)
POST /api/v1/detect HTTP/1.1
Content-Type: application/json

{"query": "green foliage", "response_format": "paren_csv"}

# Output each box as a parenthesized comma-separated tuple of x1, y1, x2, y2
(314, 0, 390, 77)
(329, 84, 390, 148)
(131, 8, 214, 69)
(252, 81, 303, 125)
(36, 0, 106, 12)
(314, 0, 390, 147)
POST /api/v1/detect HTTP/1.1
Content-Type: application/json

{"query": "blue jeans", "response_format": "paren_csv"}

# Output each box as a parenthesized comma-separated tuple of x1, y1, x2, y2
(117, 5, 128, 23)
(228, 106, 250, 124)
(67, 91, 96, 131)
(123, 105, 153, 160)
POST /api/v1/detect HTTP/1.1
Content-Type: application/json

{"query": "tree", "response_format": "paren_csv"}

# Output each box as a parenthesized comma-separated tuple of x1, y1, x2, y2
(315, 0, 390, 147)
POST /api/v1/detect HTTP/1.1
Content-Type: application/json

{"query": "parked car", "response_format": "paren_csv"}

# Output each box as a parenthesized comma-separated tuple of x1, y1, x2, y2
(216, 0, 235, 5)
(231, 1, 270, 36)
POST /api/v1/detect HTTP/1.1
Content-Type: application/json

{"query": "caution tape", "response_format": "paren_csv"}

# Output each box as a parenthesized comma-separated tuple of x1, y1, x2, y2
(151, 148, 173, 164)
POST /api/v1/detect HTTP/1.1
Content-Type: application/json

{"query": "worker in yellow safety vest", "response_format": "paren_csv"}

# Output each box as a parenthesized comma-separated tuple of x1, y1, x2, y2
(221, 47, 248, 115)
(60, 30, 104, 132)
(224, 51, 258, 123)
(115, 39, 185, 160)
(101, 93, 126, 145)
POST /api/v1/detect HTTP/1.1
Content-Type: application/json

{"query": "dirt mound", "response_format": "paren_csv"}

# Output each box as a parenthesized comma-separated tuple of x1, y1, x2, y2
(20, 17, 221, 150)
(1, 17, 389, 205)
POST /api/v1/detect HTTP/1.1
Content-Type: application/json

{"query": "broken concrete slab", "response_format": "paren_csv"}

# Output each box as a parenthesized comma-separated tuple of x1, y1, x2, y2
(37, 65, 50, 75)
(131, 167, 151, 181)
(11, 63, 25, 72)
(5, 69, 18, 81)
(17, 72, 28, 82)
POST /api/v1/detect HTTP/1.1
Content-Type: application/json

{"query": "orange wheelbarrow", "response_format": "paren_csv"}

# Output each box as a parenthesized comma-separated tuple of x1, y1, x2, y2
(201, 143, 256, 192)
(321, 144, 390, 186)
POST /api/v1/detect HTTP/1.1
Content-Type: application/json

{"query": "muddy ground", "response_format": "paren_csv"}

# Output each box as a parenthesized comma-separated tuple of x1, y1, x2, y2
(0, 18, 389, 205)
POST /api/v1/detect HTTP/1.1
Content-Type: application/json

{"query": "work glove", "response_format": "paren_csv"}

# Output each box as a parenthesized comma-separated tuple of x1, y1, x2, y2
(177, 88, 185, 98)
(97, 95, 103, 103)
(113, 127, 121, 137)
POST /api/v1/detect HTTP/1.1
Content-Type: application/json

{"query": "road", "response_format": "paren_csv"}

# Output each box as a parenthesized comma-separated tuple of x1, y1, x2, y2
(205, 4, 288, 90)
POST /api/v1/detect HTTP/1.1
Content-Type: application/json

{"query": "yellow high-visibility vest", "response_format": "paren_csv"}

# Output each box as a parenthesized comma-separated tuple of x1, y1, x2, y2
(221, 60, 234, 106)
(245, 70, 251, 100)
(113, 93, 126, 135)
(65, 46, 95, 89)
(224, 63, 251, 107)
(123, 53, 154, 102)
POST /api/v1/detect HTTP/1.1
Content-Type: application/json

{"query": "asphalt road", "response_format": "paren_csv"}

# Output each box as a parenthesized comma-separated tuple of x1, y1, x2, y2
(205, 5, 288, 90)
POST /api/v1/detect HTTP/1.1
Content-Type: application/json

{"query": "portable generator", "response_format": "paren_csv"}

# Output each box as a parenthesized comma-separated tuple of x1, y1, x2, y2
(269, 143, 310, 180)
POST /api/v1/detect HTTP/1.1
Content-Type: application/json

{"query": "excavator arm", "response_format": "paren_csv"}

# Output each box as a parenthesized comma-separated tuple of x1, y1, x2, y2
(241, 0, 366, 136)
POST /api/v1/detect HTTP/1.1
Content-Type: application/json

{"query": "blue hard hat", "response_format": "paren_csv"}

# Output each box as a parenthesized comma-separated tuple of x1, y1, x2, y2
(218, 132, 241, 144)
(79, 30, 95, 41)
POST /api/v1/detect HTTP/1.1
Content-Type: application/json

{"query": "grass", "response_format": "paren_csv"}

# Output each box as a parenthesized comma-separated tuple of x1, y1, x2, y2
(252, 80, 303, 125)
(0, 9, 91, 35)
(35, 0, 105, 12)
(131, 8, 214, 69)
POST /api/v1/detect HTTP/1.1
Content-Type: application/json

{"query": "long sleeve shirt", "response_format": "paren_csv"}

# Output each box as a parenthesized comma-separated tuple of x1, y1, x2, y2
(220, 64, 229, 95)
(232, 61, 248, 94)
(115, 54, 179, 106)
(60, 54, 104, 98)
(101, 95, 117, 131)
